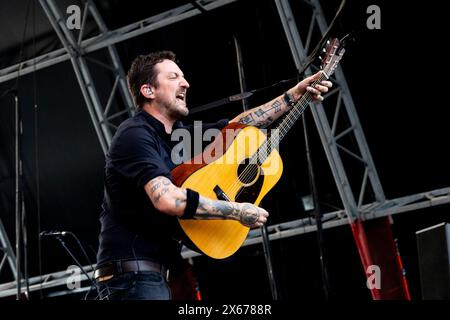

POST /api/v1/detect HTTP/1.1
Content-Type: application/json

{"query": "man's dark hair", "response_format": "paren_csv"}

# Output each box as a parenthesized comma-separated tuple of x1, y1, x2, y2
(127, 50, 176, 109)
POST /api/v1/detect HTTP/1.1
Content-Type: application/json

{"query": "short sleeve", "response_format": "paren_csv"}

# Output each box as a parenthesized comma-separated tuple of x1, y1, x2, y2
(108, 126, 172, 187)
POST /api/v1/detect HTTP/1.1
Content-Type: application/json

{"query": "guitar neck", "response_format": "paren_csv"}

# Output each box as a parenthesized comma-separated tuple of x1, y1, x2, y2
(254, 72, 328, 164)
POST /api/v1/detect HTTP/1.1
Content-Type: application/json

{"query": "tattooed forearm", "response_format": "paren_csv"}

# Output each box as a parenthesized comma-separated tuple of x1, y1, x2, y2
(196, 197, 238, 218)
(265, 100, 282, 114)
(236, 97, 288, 128)
(254, 108, 267, 117)
(194, 197, 260, 227)
(145, 176, 241, 219)
(145, 176, 264, 227)
(237, 114, 255, 125)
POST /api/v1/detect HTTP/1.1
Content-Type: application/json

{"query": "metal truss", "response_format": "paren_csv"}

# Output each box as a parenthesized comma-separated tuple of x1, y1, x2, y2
(0, 0, 240, 153)
(0, 264, 94, 299)
(182, 186, 450, 258)
(38, 0, 135, 154)
(0, 220, 17, 283)
(1, 186, 448, 298)
(0, 0, 242, 298)
(1, 0, 449, 298)
(275, 0, 386, 221)
(0, 0, 238, 85)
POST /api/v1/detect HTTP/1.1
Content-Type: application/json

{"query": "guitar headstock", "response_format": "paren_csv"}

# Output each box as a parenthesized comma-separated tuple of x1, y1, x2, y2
(320, 38, 345, 78)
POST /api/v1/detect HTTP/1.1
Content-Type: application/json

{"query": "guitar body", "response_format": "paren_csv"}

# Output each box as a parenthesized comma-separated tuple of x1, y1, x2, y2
(171, 123, 283, 259)
(171, 38, 345, 259)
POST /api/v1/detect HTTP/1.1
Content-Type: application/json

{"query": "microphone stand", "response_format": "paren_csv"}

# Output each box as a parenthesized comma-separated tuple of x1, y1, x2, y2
(14, 92, 21, 300)
(232, 34, 280, 300)
(54, 235, 98, 295)
(260, 224, 279, 299)
(13, 90, 30, 300)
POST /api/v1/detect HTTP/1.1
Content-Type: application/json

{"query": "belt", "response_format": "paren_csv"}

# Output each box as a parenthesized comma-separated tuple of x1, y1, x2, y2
(94, 260, 167, 282)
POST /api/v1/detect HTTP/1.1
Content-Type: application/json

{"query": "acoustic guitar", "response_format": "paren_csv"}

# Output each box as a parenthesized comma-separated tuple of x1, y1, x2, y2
(172, 38, 345, 259)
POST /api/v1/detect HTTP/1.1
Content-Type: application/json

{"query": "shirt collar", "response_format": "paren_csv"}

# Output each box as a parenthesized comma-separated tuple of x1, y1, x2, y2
(138, 110, 183, 139)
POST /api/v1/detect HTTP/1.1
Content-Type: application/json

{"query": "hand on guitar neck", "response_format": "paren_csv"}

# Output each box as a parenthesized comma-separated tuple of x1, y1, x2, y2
(144, 176, 268, 228)
(230, 71, 332, 129)
(147, 39, 343, 259)
(288, 71, 333, 102)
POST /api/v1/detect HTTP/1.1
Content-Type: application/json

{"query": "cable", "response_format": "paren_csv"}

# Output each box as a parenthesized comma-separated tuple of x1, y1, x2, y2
(190, 0, 347, 115)
(42, 231, 99, 300)
(65, 231, 99, 300)
(13, 0, 33, 300)
(302, 111, 330, 300)
(53, 235, 99, 300)
(66, 232, 96, 273)
(15, 0, 33, 92)
(296, 0, 347, 75)
(189, 77, 298, 114)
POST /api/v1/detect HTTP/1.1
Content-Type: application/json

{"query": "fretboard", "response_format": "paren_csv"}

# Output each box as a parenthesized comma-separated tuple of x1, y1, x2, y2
(252, 72, 328, 165)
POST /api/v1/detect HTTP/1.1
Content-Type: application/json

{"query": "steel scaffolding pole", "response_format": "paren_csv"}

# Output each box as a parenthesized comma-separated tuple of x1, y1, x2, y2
(0, 0, 449, 298)
(21, 0, 241, 154)
(1, 185, 449, 298)
(37, 0, 141, 153)
(311, 0, 386, 205)
(39, 0, 112, 154)
(0, 219, 18, 281)
(0, 0, 241, 296)
(274, 0, 386, 221)
(274, 0, 415, 300)
(87, 1, 135, 119)
(0, 0, 239, 85)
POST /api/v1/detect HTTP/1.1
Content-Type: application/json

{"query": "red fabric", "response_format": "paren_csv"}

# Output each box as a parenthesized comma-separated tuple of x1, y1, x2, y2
(350, 217, 410, 300)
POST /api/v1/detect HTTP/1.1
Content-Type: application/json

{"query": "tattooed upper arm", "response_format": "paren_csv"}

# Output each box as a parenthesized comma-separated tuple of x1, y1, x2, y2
(145, 176, 172, 205)
(144, 176, 187, 216)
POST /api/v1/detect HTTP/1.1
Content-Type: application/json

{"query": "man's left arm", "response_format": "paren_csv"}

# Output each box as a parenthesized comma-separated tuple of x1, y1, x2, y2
(230, 71, 332, 128)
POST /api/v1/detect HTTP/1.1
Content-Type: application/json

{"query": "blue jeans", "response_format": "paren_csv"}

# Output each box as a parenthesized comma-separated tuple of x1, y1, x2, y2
(92, 271, 171, 300)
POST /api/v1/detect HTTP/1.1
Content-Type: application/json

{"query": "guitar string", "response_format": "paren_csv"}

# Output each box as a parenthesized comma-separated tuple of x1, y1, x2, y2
(226, 43, 342, 196)
(240, 76, 324, 172)
(221, 73, 328, 202)
(224, 81, 319, 197)
(233, 87, 316, 190)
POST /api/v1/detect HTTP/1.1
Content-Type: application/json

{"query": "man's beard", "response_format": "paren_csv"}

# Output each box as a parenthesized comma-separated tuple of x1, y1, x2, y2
(162, 98, 189, 120)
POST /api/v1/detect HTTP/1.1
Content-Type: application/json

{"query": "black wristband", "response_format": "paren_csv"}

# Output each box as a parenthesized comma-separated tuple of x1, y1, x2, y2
(181, 188, 199, 219)
(283, 92, 296, 108)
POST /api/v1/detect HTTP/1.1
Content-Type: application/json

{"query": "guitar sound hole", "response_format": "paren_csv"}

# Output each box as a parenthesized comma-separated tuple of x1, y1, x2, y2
(237, 159, 260, 186)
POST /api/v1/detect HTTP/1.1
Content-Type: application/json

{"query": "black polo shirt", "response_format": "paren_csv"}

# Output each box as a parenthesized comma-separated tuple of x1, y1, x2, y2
(96, 110, 228, 268)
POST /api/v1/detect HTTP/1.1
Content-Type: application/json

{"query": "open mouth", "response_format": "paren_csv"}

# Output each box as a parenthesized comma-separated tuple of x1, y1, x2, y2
(176, 92, 186, 102)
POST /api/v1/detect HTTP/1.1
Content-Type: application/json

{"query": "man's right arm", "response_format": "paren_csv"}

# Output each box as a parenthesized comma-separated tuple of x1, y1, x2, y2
(144, 176, 268, 228)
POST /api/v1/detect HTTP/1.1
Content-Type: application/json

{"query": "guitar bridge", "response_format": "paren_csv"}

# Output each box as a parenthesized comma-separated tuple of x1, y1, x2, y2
(213, 185, 231, 202)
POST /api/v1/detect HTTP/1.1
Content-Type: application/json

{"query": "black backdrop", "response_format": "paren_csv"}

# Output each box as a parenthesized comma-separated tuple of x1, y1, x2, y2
(0, 0, 449, 300)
